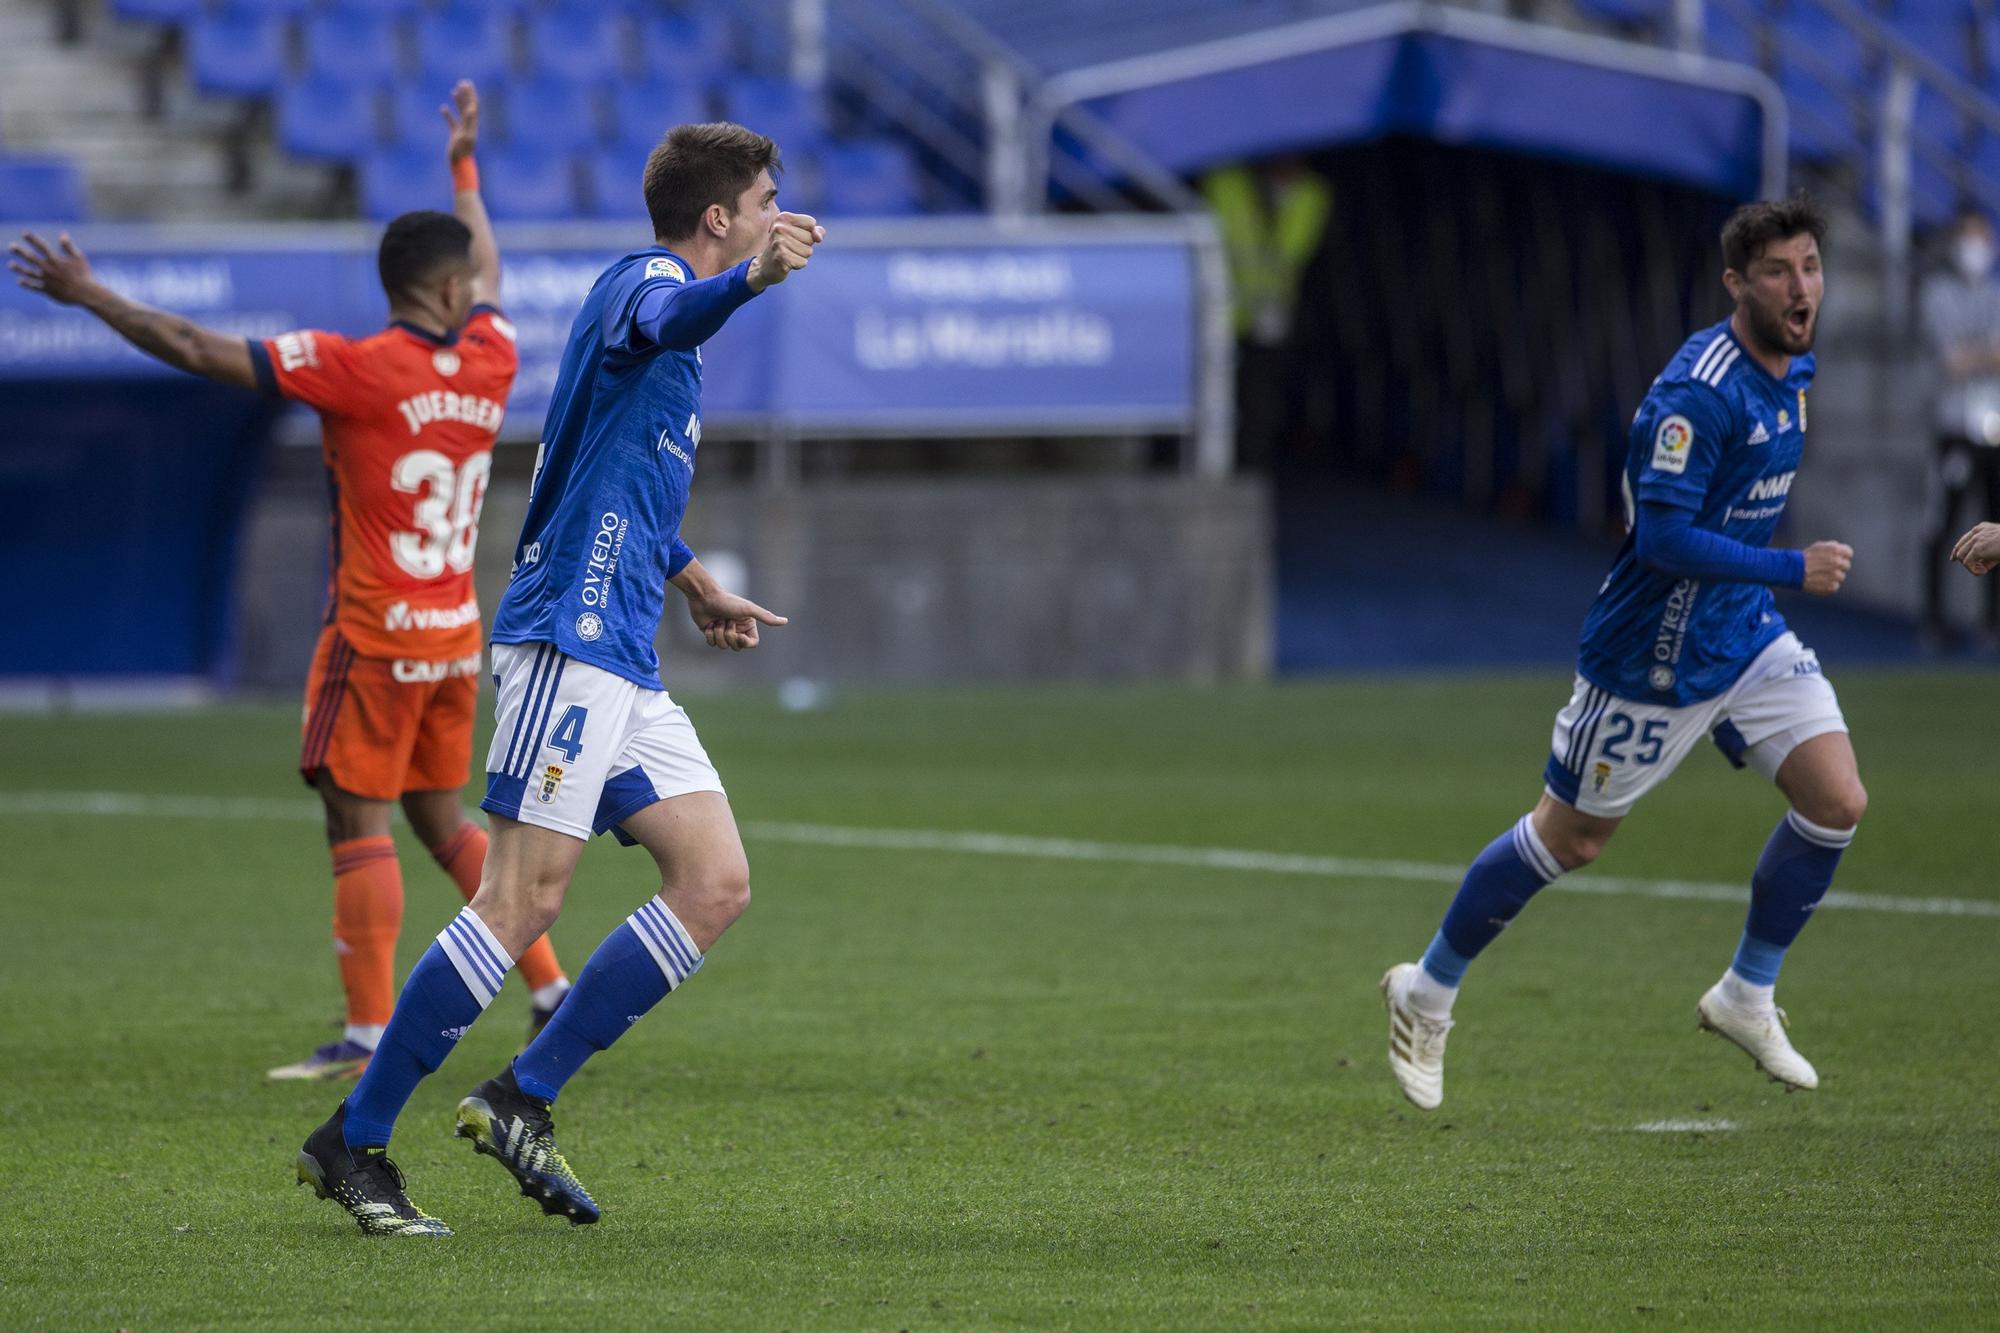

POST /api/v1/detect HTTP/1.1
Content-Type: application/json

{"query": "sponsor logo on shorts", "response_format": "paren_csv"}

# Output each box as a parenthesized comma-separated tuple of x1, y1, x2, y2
(391, 652, 484, 683)
(576, 611, 603, 641)
(1593, 760, 1612, 793)
(538, 764, 565, 804)
(1649, 664, 1676, 691)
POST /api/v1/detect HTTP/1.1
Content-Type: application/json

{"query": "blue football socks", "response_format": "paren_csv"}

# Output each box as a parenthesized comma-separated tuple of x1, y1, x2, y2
(1421, 814, 1565, 989)
(513, 897, 703, 1104)
(1729, 810, 1852, 987)
(343, 907, 512, 1150)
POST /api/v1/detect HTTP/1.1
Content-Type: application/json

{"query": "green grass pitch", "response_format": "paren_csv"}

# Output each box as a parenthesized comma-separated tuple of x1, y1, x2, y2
(2, 672, 1996, 1327)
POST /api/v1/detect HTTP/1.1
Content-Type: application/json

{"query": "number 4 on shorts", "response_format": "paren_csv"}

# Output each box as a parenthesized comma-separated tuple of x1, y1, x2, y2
(548, 705, 588, 763)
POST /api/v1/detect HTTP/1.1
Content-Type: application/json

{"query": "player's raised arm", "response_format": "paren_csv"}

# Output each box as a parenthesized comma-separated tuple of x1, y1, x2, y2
(442, 80, 500, 306)
(9, 230, 257, 389)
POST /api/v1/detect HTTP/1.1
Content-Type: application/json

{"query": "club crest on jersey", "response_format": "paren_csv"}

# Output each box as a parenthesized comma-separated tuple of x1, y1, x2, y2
(1652, 414, 1693, 474)
(646, 257, 686, 282)
(1778, 407, 1793, 433)
(538, 765, 565, 804)
(1593, 761, 1612, 793)
(1649, 664, 1676, 691)
(432, 348, 461, 376)
(575, 611, 604, 641)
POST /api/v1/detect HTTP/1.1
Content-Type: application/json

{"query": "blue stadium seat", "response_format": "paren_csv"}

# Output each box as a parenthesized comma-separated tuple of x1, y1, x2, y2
(1911, 86, 1966, 224)
(302, 12, 404, 83)
(524, 6, 627, 83)
(1703, 5, 1760, 69)
(386, 82, 470, 146)
(608, 78, 711, 147)
(277, 74, 383, 163)
(1774, 9, 1869, 161)
(187, 8, 288, 99)
(414, 6, 517, 88)
(498, 73, 602, 153)
(1572, 0, 1671, 25)
(231, 0, 315, 17)
(817, 139, 921, 216)
(109, 0, 204, 26)
(481, 144, 580, 220)
(1893, 12, 1974, 81)
(360, 144, 448, 220)
(0, 156, 88, 222)
(582, 141, 653, 220)
(338, 0, 426, 12)
(718, 75, 824, 151)
(638, 11, 733, 79)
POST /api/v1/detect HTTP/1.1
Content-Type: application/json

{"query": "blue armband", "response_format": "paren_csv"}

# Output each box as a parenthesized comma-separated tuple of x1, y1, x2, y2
(1636, 501, 1804, 588)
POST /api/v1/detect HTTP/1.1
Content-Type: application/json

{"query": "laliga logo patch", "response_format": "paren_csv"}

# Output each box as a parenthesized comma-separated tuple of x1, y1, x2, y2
(432, 348, 461, 376)
(1649, 664, 1676, 691)
(1592, 761, 1612, 794)
(576, 611, 604, 641)
(538, 764, 565, 804)
(645, 257, 686, 282)
(1651, 414, 1692, 475)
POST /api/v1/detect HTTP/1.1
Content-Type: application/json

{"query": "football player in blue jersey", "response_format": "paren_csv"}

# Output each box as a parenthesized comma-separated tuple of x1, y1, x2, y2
(1381, 197, 1868, 1110)
(297, 122, 824, 1234)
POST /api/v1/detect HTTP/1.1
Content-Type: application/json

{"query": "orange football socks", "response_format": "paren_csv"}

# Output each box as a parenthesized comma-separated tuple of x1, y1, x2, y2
(331, 836, 404, 1041)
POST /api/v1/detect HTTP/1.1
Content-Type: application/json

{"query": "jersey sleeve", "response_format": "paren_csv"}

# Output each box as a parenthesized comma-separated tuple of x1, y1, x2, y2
(1633, 382, 1734, 512)
(603, 256, 757, 358)
(460, 304, 521, 380)
(248, 328, 371, 413)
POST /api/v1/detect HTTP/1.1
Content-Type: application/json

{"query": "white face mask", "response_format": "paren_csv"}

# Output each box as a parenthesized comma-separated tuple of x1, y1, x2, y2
(1955, 235, 1994, 281)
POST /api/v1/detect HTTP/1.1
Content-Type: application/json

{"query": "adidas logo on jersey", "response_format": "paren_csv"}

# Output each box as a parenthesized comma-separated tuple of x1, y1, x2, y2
(1746, 421, 1771, 445)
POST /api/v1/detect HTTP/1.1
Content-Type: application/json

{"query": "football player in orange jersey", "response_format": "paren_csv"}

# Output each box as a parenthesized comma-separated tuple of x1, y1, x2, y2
(10, 80, 571, 1080)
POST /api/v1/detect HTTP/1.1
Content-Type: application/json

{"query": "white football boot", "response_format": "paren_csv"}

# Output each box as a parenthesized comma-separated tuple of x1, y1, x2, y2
(1381, 963, 1452, 1110)
(1696, 979, 1819, 1091)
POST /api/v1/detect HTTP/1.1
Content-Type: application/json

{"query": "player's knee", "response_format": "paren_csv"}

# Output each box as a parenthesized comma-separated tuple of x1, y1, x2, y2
(685, 856, 751, 930)
(1802, 780, 1867, 832)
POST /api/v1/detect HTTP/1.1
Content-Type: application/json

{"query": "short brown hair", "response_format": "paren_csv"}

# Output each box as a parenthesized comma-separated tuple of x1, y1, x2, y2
(642, 122, 781, 243)
(1721, 194, 1827, 274)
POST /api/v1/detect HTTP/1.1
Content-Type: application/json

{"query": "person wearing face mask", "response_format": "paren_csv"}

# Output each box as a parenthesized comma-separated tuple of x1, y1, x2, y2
(1919, 206, 2000, 648)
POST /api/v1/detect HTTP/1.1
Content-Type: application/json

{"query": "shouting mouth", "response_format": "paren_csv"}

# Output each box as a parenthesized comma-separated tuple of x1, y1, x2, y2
(1784, 305, 1813, 341)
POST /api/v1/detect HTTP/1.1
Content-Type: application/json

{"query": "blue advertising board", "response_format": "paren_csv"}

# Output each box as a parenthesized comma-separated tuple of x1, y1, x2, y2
(0, 223, 1199, 437)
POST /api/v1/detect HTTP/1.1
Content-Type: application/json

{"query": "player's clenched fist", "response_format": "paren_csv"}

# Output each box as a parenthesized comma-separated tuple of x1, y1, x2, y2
(1951, 521, 2000, 576)
(746, 212, 824, 292)
(1801, 540, 1853, 595)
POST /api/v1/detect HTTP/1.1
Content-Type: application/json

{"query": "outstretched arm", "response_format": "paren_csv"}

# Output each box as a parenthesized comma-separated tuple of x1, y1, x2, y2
(629, 212, 825, 352)
(442, 80, 500, 307)
(9, 231, 256, 388)
(1636, 501, 1851, 595)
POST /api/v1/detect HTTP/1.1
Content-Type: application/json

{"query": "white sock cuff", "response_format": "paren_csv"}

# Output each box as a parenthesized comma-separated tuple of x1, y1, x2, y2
(436, 907, 513, 1009)
(1512, 813, 1564, 883)
(1785, 809, 1855, 849)
(627, 897, 704, 991)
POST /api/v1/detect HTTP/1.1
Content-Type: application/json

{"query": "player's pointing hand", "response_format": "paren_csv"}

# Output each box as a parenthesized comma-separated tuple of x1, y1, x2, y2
(747, 212, 823, 292)
(687, 587, 788, 652)
(1952, 521, 2000, 576)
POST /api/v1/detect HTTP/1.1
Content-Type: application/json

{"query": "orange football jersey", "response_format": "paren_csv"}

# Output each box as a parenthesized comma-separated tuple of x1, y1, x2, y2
(258, 307, 518, 661)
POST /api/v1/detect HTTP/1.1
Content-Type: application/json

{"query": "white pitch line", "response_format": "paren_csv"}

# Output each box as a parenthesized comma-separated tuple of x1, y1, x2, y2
(3, 790, 1997, 921)
(1632, 1119, 1738, 1133)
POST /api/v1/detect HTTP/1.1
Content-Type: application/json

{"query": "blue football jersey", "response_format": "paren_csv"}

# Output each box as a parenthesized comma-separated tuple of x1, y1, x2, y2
(1576, 319, 1815, 705)
(490, 247, 756, 687)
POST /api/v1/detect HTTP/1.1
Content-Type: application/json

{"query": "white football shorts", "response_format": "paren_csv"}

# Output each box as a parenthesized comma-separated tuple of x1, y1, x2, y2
(1543, 631, 1847, 818)
(481, 641, 724, 842)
